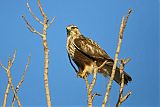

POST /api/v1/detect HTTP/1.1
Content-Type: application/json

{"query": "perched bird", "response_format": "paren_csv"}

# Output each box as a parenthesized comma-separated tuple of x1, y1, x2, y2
(66, 24, 132, 85)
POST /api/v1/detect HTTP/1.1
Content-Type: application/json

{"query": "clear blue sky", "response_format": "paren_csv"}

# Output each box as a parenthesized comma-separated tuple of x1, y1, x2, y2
(0, 0, 159, 107)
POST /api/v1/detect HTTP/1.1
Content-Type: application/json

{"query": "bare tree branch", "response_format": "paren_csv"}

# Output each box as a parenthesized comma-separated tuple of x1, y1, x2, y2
(0, 63, 7, 71)
(102, 9, 132, 107)
(12, 56, 30, 107)
(85, 61, 107, 107)
(26, 0, 43, 25)
(0, 51, 22, 107)
(121, 91, 131, 103)
(92, 93, 101, 101)
(87, 64, 97, 107)
(11, 50, 16, 65)
(23, 0, 55, 106)
(22, 15, 43, 37)
(10, 84, 22, 107)
(1, 77, 10, 107)
(84, 76, 89, 91)
(47, 16, 56, 28)
(37, 0, 47, 19)
(115, 59, 131, 107)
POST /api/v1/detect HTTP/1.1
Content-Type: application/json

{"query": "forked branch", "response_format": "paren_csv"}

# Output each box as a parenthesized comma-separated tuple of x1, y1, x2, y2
(11, 56, 30, 107)
(115, 58, 131, 107)
(0, 50, 22, 107)
(26, 0, 43, 25)
(22, 15, 43, 37)
(102, 9, 132, 107)
(85, 61, 107, 107)
(23, 0, 55, 107)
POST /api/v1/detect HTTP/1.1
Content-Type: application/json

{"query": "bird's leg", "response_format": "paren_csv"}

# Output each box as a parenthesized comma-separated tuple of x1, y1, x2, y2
(77, 70, 88, 79)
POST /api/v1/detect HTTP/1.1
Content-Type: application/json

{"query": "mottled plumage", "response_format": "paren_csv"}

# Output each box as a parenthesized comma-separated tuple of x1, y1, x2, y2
(66, 24, 132, 85)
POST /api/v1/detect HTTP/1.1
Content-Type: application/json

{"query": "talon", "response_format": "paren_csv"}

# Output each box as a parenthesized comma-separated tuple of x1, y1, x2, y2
(83, 73, 88, 79)
(77, 71, 88, 79)
(76, 71, 83, 78)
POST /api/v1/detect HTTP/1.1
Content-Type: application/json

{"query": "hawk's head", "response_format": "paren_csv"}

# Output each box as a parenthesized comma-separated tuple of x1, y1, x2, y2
(66, 24, 81, 36)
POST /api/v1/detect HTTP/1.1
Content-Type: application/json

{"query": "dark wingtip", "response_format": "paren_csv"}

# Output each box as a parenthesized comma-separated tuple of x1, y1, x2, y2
(124, 73, 132, 85)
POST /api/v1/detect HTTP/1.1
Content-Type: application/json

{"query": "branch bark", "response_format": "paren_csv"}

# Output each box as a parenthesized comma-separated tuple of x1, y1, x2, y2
(115, 59, 131, 107)
(12, 56, 30, 107)
(102, 9, 132, 107)
(23, 1, 55, 106)
(0, 50, 22, 107)
(84, 61, 107, 107)
(22, 15, 43, 37)
(26, 0, 43, 25)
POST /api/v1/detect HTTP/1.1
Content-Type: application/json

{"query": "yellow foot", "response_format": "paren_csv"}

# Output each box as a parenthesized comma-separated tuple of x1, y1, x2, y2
(77, 71, 88, 79)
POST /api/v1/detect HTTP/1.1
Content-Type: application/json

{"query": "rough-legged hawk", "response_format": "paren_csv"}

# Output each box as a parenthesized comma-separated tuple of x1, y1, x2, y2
(66, 24, 132, 85)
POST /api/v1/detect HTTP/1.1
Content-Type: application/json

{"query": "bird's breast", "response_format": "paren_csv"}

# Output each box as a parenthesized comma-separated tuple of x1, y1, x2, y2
(66, 36, 76, 58)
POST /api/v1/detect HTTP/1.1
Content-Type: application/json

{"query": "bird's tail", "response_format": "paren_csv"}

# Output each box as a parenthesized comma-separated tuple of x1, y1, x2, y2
(101, 64, 132, 85)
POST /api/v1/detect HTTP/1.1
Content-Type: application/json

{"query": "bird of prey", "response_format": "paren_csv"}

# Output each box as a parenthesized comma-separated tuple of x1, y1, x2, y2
(66, 24, 132, 85)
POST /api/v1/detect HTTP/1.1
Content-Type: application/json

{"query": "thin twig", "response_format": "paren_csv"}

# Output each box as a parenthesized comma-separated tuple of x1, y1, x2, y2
(121, 91, 131, 103)
(37, 0, 47, 18)
(115, 59, 131, 107)
(86, 61, 107, 107)
(12, 56, 31, 107)
(84, 76, 89, 91)
(92, 93, 101, 101)
(10, 84, 22, 107)
(119, 60, 125, 99)
(47, 16, 56, 28)
(11, 50, 16, 65)
(98, 60, 107, 69)
(0, 51, 22, 107)
(88, 65, 97, 107)
(2, 78, 10, 107)
(22, 15, 43, 37)
(26, 0, 43, 25)
(0, 63, 8, 71)
(23, 0, 54, 106)
(102, 9, 132, 107)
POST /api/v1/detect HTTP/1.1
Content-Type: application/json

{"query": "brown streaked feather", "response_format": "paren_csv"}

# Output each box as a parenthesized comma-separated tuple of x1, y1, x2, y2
(101, 64, 132, 85)
(73, 35, 113, 61)
(72, 46, 93, 72)
(73, 35, 132, 85)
